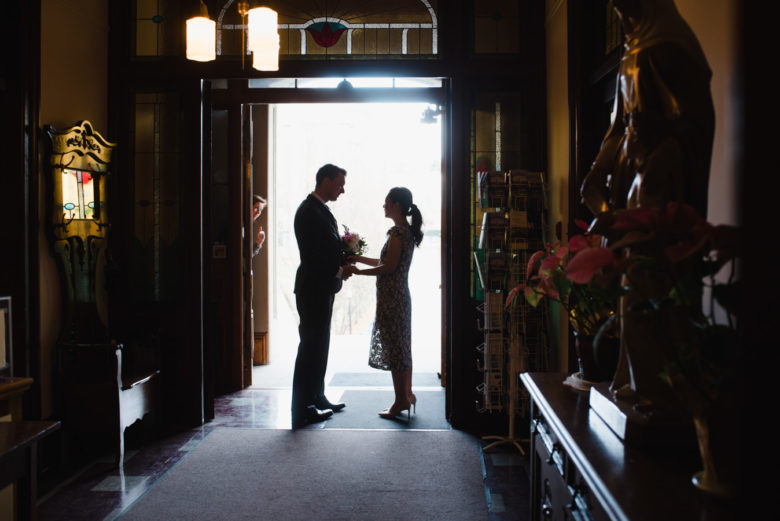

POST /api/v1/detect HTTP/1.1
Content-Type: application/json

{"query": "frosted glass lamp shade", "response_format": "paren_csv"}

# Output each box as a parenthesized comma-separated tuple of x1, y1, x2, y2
(186, 16, 216, 62)
(252, 37, 279, 71)
(248, 7, 279, 70)
(247, 7, 277, 50)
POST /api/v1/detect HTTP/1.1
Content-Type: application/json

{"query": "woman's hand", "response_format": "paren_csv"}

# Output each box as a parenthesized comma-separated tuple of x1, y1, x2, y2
(348, 237, 401, 276)
(348, 255, 380, 267)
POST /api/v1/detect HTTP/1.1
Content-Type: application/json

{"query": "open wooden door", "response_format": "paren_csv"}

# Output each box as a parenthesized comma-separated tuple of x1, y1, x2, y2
(242, 104, 254, 387)
(205, 83, 256, 395)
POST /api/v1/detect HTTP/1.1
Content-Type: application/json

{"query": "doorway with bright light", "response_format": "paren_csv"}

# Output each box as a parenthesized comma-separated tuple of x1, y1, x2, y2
(252, 102, 443, 393)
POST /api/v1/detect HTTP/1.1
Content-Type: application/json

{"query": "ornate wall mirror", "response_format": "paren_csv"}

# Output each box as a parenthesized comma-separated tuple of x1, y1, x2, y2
(45, 121, 116, 344)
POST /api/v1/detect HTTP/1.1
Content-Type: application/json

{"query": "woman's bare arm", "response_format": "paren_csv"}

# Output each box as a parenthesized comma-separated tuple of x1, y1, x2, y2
(348, 255, 380, 267)
(354, 236, 402, 276)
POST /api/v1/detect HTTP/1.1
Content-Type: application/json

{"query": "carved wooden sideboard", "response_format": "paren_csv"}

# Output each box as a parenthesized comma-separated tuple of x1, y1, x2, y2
(520, 372, 733, 521)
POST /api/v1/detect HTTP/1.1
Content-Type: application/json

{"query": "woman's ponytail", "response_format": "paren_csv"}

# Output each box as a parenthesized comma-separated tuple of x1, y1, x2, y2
(388, 186, 424, 247)
(408, 203, 423, 246)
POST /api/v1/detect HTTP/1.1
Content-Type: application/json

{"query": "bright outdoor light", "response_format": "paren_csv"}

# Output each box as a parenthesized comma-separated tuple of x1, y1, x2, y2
(248, 7, 279, 71)
(186, 16, 216, 62)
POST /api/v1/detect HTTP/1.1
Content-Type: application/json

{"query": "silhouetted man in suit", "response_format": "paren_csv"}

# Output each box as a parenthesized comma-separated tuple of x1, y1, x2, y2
(291, 164, 350, 428)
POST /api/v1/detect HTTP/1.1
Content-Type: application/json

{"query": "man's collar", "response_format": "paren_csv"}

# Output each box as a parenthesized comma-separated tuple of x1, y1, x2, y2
(311, 191, 327, 205)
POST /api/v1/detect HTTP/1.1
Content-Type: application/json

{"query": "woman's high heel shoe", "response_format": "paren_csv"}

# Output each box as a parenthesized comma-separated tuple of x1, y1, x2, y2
(409, 393, 417, 415)
(378, 402, 411, 421)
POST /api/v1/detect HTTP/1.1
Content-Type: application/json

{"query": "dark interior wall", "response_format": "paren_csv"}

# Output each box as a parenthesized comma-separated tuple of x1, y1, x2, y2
(37, 0, 110, 418)
(1, 0, 40, 415)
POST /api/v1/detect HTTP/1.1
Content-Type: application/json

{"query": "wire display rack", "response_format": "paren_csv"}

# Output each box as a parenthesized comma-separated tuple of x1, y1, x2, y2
(474, 170, 551, 455)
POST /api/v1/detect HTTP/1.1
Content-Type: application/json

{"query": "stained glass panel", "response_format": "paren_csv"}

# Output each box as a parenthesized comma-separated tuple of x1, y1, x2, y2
(135, 0, 180, 56)
(61, 169, 96, 220)
(474, 0, 521, 54)
(133, 92, 181, 302)
(135, 0, 438, 58)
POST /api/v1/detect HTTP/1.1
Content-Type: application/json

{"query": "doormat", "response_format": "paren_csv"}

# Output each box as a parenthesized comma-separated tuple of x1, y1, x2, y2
(323, 389, 449, 430)
(328, 372, 442, 388)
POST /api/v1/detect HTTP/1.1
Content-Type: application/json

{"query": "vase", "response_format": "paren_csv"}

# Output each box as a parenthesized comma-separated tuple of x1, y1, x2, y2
(574, 333, 618, 382)
(574, 334, 600, 382)
(593, 335, 619, 382)
(690, 400, 738, 499)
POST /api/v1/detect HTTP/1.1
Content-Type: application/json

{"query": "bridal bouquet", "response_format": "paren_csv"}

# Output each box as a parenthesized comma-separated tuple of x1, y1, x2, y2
(341, 225, 367, 256)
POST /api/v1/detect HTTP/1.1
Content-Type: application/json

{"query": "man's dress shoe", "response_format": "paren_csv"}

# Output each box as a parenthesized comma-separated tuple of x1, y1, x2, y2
(292, 405, 333, 429)
(315, 398, 346, 412)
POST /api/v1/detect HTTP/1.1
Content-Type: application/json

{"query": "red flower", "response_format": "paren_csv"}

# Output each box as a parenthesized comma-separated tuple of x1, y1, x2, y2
(574, 218, 590, 231)
(540, 250, 565, 273)
(663, 202, 707, 231)
(611, 207, 659, 232)
(565, 247, 617, 284)
(536, 276, 560, 300)
(526, 250, 546, 280)
(505, 284, 523, 308)
(568, 234, 589, 252)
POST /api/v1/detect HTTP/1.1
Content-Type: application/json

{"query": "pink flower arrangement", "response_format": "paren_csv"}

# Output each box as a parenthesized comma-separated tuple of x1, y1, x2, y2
(507, 201, 741, 402)
(341, 225, 367, 256)
(506, 218, 623, 336)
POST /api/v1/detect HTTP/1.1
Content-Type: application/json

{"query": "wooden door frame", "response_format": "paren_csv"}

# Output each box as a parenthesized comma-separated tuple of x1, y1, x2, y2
(207, 79, 448, 395)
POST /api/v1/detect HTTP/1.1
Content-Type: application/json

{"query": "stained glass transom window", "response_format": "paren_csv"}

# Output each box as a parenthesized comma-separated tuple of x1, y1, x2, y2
(220, 0, 438, 58)
(135, 0, 438, 58)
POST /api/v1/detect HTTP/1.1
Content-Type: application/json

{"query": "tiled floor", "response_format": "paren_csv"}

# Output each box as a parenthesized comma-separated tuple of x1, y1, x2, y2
(37, 384, 529, 521)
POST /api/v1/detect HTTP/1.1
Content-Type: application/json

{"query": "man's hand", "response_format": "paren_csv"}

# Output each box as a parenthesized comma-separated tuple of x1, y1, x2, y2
(341, 263, 357, 280)
(256, 226, 266, 248)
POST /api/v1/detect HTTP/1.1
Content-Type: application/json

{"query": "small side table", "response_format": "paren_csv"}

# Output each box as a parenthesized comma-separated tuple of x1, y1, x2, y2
(1, 377, 36, 521)
(0, 421, 61, 521)
(0, 377, 34, 420)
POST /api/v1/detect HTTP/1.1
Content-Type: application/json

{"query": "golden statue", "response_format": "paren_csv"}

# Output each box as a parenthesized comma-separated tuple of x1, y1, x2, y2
(581, 0, 715, 408)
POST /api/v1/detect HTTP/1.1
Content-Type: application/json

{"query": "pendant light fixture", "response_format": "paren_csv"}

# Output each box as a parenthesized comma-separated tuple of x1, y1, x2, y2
(186, 1, 216, 62)
(247, 7, 279, 71)
(185, 2, 279, 70)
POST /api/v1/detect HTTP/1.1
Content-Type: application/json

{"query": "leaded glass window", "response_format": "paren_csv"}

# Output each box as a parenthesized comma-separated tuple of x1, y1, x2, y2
(474, 0, 521, 54)
(61, 169, 97, 220)
(219, 0, 438, 57)
(135, 0, 438, 58)
(136, 0, 179, 56)
(133, 92, 181, 302)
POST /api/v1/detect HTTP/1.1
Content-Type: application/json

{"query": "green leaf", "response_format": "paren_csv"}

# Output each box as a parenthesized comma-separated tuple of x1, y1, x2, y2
(525, 286, 542, 307)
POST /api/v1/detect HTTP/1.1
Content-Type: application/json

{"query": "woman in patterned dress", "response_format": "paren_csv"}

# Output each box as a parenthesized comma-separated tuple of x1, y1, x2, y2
(346, 187, 423, 420)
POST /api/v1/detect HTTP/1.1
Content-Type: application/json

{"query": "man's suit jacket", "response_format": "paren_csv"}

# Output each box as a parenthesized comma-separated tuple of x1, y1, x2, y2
(294, 194, 343, 296)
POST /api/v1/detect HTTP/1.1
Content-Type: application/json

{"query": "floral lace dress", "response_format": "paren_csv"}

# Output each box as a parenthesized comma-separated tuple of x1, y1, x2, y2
(368, 225, 415, 371)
